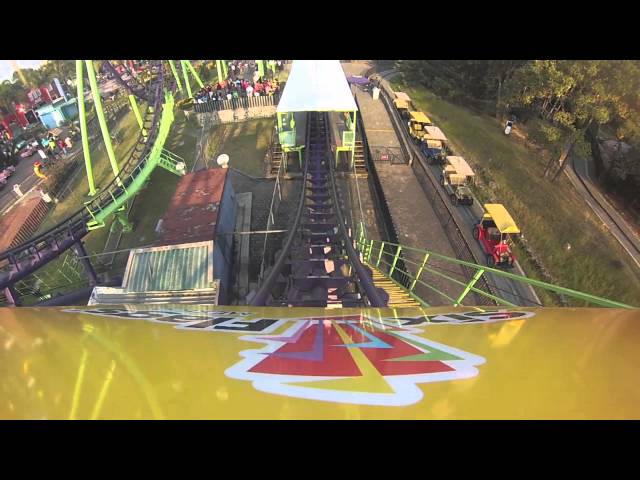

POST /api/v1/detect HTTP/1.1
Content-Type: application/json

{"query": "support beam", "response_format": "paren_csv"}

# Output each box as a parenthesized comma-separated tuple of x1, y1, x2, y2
(76, 60, 96, 196)
(455, 268, 485, 306)
(168, 60, 183, 93)
(221, 60, 228, 79)
(3, 285, 21, 307)
(85, 60, 121, 184)
(181, 60, 193, 99)
(114, 209, 133, 232)
(257, 60, 265, 79)
(128, 94, 146, 136)
(216, 60, 223, 83)
(185, 61, 205, 89)
(72, 240, 98, 286)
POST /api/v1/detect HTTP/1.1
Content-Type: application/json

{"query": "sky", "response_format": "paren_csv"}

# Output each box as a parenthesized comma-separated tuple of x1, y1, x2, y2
(0, 60, 45, 82)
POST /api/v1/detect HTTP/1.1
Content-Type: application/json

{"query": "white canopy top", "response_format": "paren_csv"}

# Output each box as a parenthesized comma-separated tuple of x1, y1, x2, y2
(277, 60, 358, 113)
(446, 156, 475, 178)
(424, 126, 448, 142)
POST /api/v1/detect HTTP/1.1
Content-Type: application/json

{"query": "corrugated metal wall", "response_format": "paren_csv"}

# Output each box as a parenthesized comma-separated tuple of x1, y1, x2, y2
(126, 244, 211, 292)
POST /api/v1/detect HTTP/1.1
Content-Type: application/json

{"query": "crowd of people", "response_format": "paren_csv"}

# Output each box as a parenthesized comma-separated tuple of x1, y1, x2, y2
(34, 131, 75, 175)
(193, 60, 285, 104)
(193, 78, 282, 104)
(39, 131, 73, 160)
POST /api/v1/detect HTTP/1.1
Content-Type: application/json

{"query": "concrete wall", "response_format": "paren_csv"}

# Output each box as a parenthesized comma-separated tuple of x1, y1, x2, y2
(212, 174, 237, 304)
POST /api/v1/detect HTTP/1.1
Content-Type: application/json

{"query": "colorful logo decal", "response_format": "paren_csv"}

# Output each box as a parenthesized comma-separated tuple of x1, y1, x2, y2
(227, 313, 492, 407)
(64, 307, 534, 406)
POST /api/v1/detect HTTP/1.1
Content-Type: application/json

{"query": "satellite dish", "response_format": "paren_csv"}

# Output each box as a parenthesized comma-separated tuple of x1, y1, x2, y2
(217, 154, 230, 169)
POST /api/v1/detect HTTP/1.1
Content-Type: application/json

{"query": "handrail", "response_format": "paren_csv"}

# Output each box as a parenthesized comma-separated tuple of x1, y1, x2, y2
(193, 91, 281, 113)
(357, 237, 633, 309)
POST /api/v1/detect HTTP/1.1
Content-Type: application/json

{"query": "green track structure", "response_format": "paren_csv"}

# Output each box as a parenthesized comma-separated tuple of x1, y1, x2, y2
(355, 225, 633, 309)
(76, 59, 232, 232)
(84, 91, 183, 230)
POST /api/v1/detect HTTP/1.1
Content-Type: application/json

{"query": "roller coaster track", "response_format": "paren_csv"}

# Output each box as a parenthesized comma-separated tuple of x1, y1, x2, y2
(101, 60, 152, 102)
(568, 156, 640, 270)
(250, 112, 388, 307)
(0, 61, 175, 292)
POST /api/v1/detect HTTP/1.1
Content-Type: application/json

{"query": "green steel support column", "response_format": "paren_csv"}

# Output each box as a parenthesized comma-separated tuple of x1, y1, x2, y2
(389, 246, 402, 276)
(168, 60, 183, 93)
(377, 241, 385, 267)
(181, 60, 193, 99)
(455, 268, 485, 306)
(257, 60, 265, 79)
(222, 60, 228, 79)
(85, 60, 121, 184)
(185, 61, 205, 89)
(216, 60, 223, 83)
(76, 60, 96, 196)
(410, 253, 430, 292)
(114, 209, 133, 232)
(128, 94, 146, 136)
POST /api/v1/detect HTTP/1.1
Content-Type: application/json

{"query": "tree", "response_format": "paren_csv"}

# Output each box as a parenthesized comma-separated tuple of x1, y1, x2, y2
(47, 60, 76, 83)
(485, 60, 526, 118)
(0, 80, 26, 113)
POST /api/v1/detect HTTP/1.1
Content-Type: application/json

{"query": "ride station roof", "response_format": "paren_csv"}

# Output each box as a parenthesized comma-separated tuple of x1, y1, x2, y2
(277, 60, 358, 113)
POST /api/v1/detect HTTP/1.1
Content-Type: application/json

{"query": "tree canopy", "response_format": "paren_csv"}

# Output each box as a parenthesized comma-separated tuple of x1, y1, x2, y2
(397, 60, 640, 190)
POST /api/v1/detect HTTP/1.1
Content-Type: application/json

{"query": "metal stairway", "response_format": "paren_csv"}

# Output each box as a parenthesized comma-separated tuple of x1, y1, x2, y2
(367, 263, 421, 308)
(269, 130, 285, 175)
(353, 139, 368, 178)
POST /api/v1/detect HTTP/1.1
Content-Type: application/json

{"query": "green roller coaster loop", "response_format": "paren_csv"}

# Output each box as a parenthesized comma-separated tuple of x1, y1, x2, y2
(85, 90, 182, 231)
(168, 60, 183, 93)
(72, 60, 205, 235)
(355, 223, 633, 309)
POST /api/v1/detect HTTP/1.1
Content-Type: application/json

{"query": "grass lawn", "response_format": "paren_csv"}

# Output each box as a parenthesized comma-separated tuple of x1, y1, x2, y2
(392, 77, 640, 306)
(36, 107, 143, 234)
(114, 110, 202, 265)
(204, 118, 273, 176)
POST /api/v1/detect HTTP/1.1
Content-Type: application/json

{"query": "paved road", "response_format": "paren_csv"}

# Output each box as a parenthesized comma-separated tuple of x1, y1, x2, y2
(1, 77, 118, 216)
(0, 153, 43, 214)
(568, 155, 640, 270)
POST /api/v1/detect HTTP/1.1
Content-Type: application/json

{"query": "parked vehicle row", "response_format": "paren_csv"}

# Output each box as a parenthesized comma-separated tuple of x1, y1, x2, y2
(391, 90, 520, 268)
